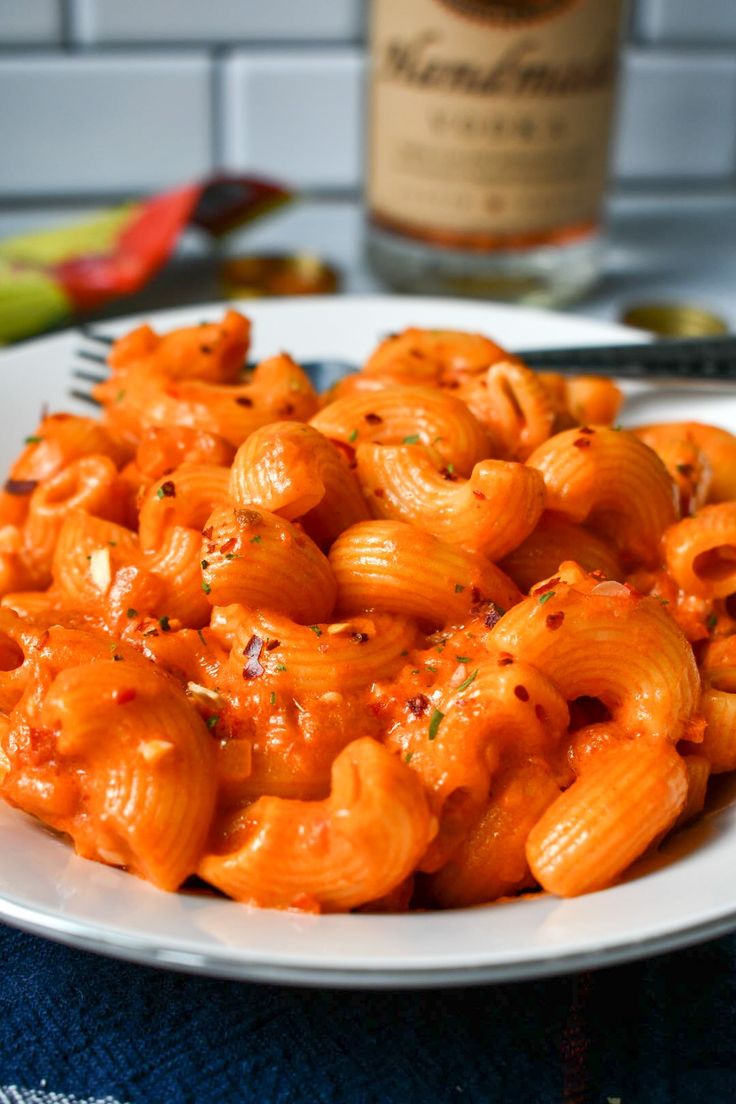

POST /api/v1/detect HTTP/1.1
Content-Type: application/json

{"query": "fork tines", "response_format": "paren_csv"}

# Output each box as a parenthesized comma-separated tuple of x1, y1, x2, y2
(69, 388, 102, 407)
(76, 348, 108, 367)
(69, 326, 115, 405)
(79, 326, 115, 346)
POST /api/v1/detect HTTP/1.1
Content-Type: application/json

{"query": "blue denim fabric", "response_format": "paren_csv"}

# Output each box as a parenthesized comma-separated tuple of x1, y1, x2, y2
(2, 923, 736, 1104)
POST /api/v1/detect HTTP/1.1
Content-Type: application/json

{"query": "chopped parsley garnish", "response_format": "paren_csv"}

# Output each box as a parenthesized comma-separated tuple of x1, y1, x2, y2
(538, 590, 555, 605)
(400, 649, 409, 657)
(275, 663, 288, 672)
(24, 436, 42, 445)
(201, 559, 209, 569)
(270, 691, 277, 706)
(116, 389, 125, 402)
(404, 751, 414, 764)
(206, 715, 219, 730)
(455, 655, 471, 663)
(454, 583, 465, 593)
(348, 429, 358, 442)
(403, 434, 420, 445)
(126, 608, 138, 619)
(707, 612, 718, 632)
(250, 535, 262, 543)
(445, 462, 455, 474)
(158, 615, 171, 633)
(428, 707, 444, 741)
(308, 625, 322, 637)
(456, 669, 478, 693)
(425, 663, 438, 673)
(197, 628, 207, 646)
(201, 580, 212, 595)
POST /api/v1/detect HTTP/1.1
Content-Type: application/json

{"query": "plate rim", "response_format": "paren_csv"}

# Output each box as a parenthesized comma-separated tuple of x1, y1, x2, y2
(3, 886, 736, 988)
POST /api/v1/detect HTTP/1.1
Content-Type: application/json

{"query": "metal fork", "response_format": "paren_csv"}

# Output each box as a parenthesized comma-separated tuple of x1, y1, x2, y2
(70, 327, 736, 406)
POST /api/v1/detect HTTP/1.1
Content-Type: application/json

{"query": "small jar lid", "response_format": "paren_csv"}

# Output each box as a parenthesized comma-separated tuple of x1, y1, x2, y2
(621, 302, 728, 338)
(220, 253, 340, 298)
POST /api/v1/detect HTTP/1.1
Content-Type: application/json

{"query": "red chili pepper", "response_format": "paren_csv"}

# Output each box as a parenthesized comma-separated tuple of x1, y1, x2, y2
(243, 634, 265, 679)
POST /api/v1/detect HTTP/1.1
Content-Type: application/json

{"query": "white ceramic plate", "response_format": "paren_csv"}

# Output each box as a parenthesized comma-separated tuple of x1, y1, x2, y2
(1, 294, 736, 989)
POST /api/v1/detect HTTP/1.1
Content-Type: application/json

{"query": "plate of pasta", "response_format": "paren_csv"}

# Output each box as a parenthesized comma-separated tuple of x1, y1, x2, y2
(1, 294, 736, 988)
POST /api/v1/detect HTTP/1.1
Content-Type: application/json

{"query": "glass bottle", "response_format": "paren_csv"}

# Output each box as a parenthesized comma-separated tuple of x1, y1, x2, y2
(365, 0, 626, 306)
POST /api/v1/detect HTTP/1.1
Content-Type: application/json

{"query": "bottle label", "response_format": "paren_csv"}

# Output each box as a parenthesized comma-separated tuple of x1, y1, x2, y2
(367, 0, 624, 250)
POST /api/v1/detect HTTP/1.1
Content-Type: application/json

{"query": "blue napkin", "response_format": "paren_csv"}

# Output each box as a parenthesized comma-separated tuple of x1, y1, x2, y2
(1, 922, 736, 1103)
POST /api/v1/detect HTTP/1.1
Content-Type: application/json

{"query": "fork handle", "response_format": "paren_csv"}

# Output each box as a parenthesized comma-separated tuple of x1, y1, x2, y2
(513, 335, 736, 381)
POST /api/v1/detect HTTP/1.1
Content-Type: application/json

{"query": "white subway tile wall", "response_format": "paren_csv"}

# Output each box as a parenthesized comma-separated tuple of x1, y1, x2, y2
(222, 52, 364, 190)
(615, 50, 736, 180)
(72, 0, 365, 43)
(0, 0, 735, 203)
(0, 0, 61, 43)
(0, 53, 212, 196)
(636, 0, 736, 44)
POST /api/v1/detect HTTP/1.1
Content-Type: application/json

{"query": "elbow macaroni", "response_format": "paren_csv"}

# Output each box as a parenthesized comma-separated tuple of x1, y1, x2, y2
(0, 309, 732, 913)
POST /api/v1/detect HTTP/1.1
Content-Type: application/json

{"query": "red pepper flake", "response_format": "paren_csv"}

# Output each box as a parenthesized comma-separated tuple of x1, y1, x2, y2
(589, 569, 606, 580)
(235, 396, 253, 407)
(470, 586, 482, 605)
(352, 631, 369, 644)
(573, 437, 592, 450)
(202, 526, 214, 540)
(534, 577, 560, 596)
(406, 694, 429, 717)
(235, 508, 262, 529)
(200, 345, 213, 355)
(535, 704, 547, 723)
(545, 611, 565, 631)
(265, 638, 281, 651)
(114, 688, 137, 705)
(579, 426, 595, 435)
(676, 463, 694, 477)
(514, 685, 530, 702)
(370, 696, 391, 717)
(364, 412, 383, 425)
(483, 605, 503, 629)
(278, 403, 295, 417)
(243, 634, 265, 679)
(472, 490, 486, 500)
(373, 488, 385, 499)
(220, 537, 237, 554)
(4, 478, 38, 496)
(498, 653, 514, 666)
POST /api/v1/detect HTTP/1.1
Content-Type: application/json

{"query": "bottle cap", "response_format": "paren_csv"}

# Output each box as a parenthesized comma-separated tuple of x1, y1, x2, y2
(220, 254, 340, 298)
(620, 302, 728, 338)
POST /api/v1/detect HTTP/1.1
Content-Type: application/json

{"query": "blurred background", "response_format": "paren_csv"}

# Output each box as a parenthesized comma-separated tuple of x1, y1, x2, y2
(1, 0, 736, 325)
